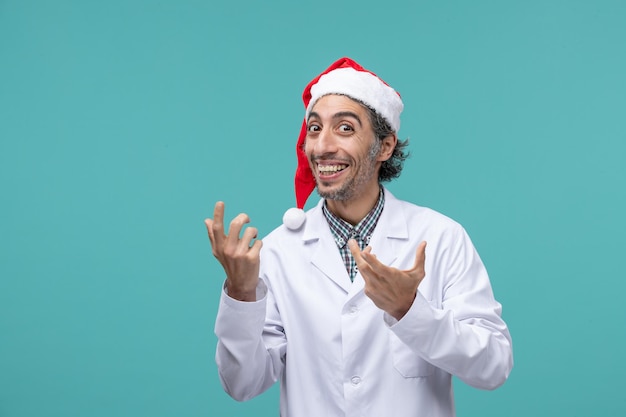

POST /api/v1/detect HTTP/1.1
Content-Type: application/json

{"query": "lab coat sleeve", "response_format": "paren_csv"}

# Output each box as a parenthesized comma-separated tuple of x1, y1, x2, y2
(386, 226, 514, 390)
(214, 278, 286, 401)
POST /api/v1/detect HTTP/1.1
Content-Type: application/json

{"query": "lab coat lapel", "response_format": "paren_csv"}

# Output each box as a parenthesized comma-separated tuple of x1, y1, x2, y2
(368, 189, 409, 267)
(303, 201, 352, 294)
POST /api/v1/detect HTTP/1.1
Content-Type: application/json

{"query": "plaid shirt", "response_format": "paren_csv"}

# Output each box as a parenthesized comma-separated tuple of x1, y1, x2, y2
(322, 188, 385, 282)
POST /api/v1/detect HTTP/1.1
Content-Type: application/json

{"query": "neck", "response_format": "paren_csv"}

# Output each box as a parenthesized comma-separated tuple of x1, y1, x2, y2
(326, 184, 381, 226)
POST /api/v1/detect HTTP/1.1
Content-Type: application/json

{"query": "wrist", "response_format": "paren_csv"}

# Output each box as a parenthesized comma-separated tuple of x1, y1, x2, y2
(225, 279, 258, 302)
(390, 291, 417, 321)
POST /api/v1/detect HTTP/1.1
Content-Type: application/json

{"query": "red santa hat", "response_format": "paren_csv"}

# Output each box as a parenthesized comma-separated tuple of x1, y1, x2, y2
(283, 57, 403, 230)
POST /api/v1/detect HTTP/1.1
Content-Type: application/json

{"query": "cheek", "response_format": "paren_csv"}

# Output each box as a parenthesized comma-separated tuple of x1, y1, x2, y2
(303, 142, 313, 159)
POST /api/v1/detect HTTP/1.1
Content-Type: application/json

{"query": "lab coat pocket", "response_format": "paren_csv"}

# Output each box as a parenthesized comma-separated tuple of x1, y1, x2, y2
(389, 332, 434, 378)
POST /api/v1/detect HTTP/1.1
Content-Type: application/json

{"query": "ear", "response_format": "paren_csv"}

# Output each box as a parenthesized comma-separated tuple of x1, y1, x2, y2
(377, 134, 397, 162)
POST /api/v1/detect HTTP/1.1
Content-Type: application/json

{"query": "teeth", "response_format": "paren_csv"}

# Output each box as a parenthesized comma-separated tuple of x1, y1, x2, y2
(318, 164, 347, 173)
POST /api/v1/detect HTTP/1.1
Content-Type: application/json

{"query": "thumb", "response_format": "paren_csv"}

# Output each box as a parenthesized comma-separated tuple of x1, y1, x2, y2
(411, 241, 427, 272)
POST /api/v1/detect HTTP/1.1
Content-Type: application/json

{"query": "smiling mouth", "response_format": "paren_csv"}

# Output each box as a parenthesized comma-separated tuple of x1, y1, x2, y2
(318, 164, 348, 175)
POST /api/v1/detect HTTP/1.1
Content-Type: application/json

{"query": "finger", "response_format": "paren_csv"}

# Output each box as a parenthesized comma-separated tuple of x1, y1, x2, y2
(205, 218, 216, 246)
(240, 226, 259, 250)
(348, 239, 372, 284)
(348, 239, 364, 262)
(349, 242, 384, 272)
(226, 213, 251, 247)
(348, 239, 373, 273)
(360, 247, 391, 275)
(248, 238, 263, 257)
(212, 201, 226, 248)
(205, 219, 222, 258)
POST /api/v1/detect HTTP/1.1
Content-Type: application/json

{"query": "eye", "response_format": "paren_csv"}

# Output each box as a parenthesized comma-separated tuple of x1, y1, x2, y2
(307, 124, 321, 133)
(338, 124, 353, 133)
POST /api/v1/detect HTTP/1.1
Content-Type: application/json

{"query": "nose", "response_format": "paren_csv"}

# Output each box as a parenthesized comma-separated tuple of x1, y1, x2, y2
(313, 128, 338, 156)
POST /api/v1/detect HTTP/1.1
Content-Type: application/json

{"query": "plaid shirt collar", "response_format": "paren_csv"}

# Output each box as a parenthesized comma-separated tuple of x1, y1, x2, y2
(322, 187, 385, 249)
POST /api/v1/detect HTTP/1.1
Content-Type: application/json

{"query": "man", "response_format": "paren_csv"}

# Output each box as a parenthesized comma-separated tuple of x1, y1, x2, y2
(205, 57, 513, 417)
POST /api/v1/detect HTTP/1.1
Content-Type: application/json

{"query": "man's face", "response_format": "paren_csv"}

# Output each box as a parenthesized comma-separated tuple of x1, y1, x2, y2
(304, 94, 382, 202)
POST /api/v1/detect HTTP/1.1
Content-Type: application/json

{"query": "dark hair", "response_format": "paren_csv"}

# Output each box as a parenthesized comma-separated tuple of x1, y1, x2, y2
(363, 103, 410, 182)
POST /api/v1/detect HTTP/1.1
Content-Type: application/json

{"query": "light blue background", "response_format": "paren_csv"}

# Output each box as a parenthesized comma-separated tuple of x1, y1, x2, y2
(1, 1, 625, 416)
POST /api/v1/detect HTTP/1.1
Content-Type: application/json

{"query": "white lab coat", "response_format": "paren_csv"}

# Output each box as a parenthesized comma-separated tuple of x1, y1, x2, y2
(215, 189, 513, 417)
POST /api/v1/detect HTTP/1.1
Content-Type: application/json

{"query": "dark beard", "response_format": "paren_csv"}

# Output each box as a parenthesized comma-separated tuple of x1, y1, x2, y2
(316, 183, 356, 201)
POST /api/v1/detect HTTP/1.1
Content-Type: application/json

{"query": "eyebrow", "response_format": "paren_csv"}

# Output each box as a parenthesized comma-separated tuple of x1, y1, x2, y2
(308, 111, 363, 127)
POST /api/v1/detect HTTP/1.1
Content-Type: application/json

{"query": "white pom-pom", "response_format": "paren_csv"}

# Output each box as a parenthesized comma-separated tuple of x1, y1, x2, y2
(283, 208, 306, 230)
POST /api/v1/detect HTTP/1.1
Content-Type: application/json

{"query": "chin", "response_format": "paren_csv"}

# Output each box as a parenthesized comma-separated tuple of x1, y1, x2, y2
(317, 187, 353, 202)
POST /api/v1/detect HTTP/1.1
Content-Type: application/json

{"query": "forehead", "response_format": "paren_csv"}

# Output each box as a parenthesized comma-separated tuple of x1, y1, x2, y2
(309, 94, 369, 119)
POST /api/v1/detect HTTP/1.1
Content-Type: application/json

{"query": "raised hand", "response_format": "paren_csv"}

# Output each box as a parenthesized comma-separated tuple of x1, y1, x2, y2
(205, 201, 263, 301)
(348, 240, 427, 320)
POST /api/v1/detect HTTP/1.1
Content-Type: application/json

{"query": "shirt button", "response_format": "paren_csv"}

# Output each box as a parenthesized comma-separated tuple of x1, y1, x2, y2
(351, 376, 361, 385)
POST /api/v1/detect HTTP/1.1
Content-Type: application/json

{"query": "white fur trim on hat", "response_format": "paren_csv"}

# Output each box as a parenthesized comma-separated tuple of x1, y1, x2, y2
(305, 67, 403, 132)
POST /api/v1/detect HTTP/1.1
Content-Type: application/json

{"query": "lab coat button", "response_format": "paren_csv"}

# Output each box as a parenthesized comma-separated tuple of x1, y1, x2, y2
(349, 305, 358, 314)
(351, 376, 361, 385)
